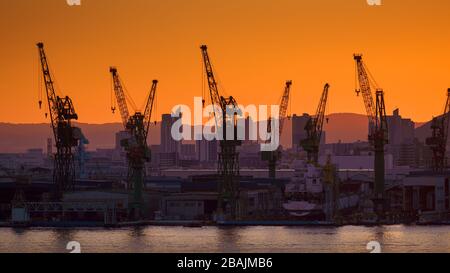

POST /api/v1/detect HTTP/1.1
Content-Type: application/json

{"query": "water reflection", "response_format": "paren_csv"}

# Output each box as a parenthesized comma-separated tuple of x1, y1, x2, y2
(52, 228, 76, 242)
(11, 227, 27, 235)
(130, 226, 145, 237)
(0, 225, 450, 253)
(216, 227, 242, 252)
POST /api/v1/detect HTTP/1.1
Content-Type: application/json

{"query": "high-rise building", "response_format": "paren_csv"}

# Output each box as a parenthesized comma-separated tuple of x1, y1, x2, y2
(196, 134, 218, 163)
(179, 143, 196, 160)
(161, 114, 180, 153)
(387, 109, 415, 145)
(386, 109, 416, 167)
(159, 152, 178, 169)
(115, 131, 130, 151)
(292, 114, 311, 151)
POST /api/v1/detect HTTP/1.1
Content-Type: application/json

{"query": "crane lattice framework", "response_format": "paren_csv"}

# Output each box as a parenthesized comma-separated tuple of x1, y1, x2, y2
(37, 42, 80, 199)
(301, 83, 330, 165)
(110, 67, 158, 220)
(426, 89, 450, 172)
(200, 45, 242, 220)
(262, 81, 292, 179)
(354, 54, 388, 217)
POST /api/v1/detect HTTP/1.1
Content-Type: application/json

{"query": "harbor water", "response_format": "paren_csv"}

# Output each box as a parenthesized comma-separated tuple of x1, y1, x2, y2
(1, 225, 450, 253)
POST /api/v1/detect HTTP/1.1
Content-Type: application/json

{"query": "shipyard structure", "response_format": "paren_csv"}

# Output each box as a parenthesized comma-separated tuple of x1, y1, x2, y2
(0, 45, 449, 227)
(1, 106, 449, 226)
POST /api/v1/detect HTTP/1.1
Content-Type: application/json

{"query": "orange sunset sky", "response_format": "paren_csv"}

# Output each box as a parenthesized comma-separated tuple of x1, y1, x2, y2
(0, 0, 449, 124)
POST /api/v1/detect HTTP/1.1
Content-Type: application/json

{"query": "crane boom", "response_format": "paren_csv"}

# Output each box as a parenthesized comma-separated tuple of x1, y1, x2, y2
(110, 67, 130, 129)
(279, 81, 292, 136)
(143, 80, 158, 140)
(37, 43, 78, 141)
(315, 83, 330, 142)
(267, 81, 292, 136)
(354, 55, 377, 134)
(37, 43, 59, 140)
(201, 45, 223, 111)
(354, 54, 388, 145)
(200, 46, 239, 121)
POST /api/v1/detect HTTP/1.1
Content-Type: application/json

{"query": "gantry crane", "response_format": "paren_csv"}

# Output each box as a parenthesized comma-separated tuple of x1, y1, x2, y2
(200, 45, 241, 220)
(37, 42, 80, 199)
(426, 89, 450, 172)
(110, 67, 158, 220)
(354, 54, 388, 217)
(262, 81, 292, 179)
(301, 83, 330, 165)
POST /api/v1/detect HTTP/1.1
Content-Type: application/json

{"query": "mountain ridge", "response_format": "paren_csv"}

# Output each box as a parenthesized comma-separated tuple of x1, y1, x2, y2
(0, 113, 432, 153)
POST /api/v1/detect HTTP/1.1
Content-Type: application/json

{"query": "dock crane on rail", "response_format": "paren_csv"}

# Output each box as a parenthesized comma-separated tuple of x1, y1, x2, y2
(200, 45, 242, 220)
(37, 42, 81, 199)
(262, 81, 292, 179)
(354, 54, 388, 218)
(110, 67, 158, 220)
(426, 89, 450, 172)
(301, 83, 330, 165)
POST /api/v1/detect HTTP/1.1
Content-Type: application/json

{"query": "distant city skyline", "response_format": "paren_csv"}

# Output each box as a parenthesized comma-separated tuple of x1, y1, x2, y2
(0, 111, 434, 154)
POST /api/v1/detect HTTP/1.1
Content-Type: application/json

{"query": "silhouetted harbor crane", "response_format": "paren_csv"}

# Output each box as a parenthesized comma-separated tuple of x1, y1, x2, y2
(301, 83, 330, 165)
(354, 54, 388, 219)
(200, 45, 241, 220)
(37, 42, 80, 200)
(426, 89, 450, 172)
(110, 67, 158, 220)
(262, 80, 292, 179)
